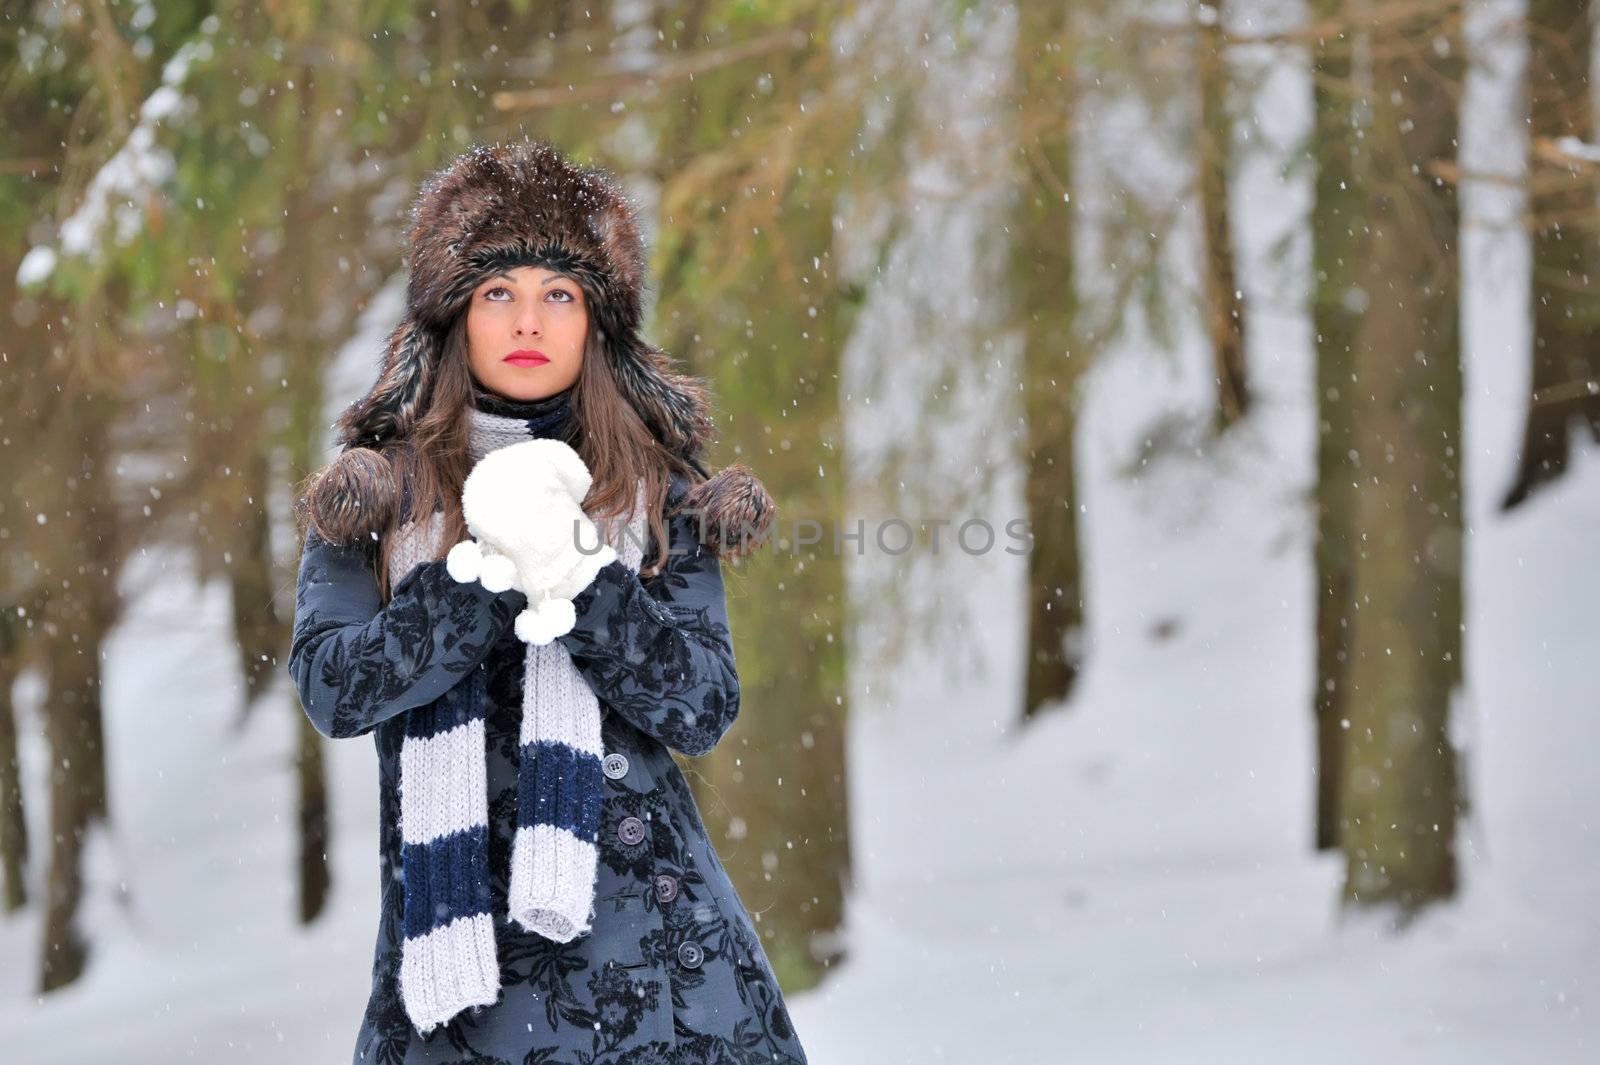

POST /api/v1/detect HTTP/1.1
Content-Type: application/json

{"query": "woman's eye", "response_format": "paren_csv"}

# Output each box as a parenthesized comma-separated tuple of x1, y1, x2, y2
(484, 286, 510, 300)
(548, 289, 574, 303)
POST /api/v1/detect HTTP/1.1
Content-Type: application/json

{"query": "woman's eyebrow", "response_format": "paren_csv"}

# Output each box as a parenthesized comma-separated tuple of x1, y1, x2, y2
(481, 272, 575, 287)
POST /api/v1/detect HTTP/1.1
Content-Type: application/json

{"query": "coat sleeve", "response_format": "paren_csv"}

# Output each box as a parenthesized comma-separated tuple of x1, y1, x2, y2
(556, 494, 741, 758)
(287, 527, 525, 739)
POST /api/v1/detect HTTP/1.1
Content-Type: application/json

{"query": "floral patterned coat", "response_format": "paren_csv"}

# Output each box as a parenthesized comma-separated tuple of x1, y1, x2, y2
(288, 473, 808, 1065)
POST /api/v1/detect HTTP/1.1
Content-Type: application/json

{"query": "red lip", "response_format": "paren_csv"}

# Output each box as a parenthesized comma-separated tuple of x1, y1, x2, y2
(504, 349, 549, 365)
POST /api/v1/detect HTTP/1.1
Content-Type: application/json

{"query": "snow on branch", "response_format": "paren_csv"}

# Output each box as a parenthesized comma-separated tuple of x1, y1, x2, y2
(16, 23, 216, 290)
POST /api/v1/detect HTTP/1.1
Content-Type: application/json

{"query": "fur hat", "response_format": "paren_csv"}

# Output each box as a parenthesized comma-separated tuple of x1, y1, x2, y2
(307, 138, 774, 560)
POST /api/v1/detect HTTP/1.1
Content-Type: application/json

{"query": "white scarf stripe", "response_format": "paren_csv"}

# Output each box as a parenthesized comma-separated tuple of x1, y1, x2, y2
(399, 913, 501, 1033)
(525, 643, 602, 755)
(508, 824, 601, 938)
(398, 720, 489, 846)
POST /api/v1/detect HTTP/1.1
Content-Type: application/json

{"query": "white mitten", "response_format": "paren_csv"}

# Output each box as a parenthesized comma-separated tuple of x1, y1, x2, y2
(450, 439, 618, 645)
(544, 532, 621, 601)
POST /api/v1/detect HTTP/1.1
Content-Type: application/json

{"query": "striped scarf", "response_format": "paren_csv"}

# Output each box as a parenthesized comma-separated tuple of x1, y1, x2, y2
(385, 394, 647, 1035)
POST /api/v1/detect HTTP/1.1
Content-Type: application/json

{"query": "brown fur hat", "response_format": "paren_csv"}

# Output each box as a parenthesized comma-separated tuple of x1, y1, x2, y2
(311, 138, 774, 559)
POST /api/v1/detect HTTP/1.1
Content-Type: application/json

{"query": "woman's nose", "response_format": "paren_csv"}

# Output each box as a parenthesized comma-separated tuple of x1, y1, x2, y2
(514, 307, 541, 337)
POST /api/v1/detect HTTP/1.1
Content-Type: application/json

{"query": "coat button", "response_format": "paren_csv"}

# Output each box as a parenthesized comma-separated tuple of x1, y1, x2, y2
(653, 873, 679, 904)
(676, 940, 704, 969)
(602, 752, 629, 780)
(617, 815, 647, 847)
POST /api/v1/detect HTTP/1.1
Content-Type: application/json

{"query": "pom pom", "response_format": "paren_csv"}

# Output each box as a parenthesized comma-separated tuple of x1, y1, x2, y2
(479, 551, 517, 594)
(302, 447, 398, 546)
(683, 463, 777, 560)
(446, 539, 483, 583)
(514, 597, 578, 645)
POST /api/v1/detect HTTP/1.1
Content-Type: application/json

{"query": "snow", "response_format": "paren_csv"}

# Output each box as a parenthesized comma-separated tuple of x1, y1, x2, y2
(2, 1, 1596, 1061)
(1553, 135, 1600, 164)
(798, 339, 1597, 1062)
(15, 246, 56, 289)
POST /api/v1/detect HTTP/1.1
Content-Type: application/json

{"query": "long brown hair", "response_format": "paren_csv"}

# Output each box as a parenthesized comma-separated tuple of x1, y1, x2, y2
(303, 301, 696, 602)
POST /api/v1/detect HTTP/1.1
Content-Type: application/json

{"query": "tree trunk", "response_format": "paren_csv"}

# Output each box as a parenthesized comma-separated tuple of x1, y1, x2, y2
(38, 630, 92, 991)
(0, 608, 28, 913)
(229, 445, 282, 716)
(1014, 1, 1087, 720)
(39, 393, 120, 990)
(1501, 0, 1600, 510)
(1309, 3, 1361, 852)
(296, 715, 330, 923)
(1339, 3, 1464, 918)
(282, 61, 332, 924)
(1197, 5, 1250, 431)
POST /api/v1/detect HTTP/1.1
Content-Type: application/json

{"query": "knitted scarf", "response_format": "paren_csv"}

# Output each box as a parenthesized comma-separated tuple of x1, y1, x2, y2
(384, 388, 648, 1036)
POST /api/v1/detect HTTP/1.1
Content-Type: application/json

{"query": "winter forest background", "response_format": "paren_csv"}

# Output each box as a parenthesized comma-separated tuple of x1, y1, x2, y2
(2, 0, 1597, 1061)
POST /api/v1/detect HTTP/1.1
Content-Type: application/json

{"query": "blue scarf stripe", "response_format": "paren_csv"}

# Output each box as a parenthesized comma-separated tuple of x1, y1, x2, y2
(404, 668, 485, 741)
(516, 741, 603, 844)
(400, 824, 494, 940)
(523, 409, 570, 437)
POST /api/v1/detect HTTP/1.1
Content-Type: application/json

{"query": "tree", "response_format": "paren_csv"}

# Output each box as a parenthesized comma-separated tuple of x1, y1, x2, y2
(1338, 0, 1465, 917)
(38, 392, 124, 990)
(645, 0, 857, 991)
(1196, 2, 1250, 431)
(1013, 2, 1088, 719)
(1308, 0, 1362, 852)
(1, 0, 155, 991)
(1501, 0, 1600, 510)
(0, 607, 29, 913)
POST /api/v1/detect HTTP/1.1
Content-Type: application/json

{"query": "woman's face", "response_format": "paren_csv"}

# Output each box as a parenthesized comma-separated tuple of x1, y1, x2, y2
(465, 265, 587, 401)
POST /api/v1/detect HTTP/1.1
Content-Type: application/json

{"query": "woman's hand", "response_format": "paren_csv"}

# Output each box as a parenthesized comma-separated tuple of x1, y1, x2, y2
(444, 439, 617, 644)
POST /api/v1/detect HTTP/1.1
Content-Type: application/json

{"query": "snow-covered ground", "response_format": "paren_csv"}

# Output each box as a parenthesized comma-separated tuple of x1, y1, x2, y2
(3, 0, 1596, 1060)
(5, 337, 1594, 1064)
(6, 283, 1593, 1064)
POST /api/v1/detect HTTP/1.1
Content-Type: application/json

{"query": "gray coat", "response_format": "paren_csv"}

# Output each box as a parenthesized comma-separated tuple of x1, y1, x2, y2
(288, 474, 808, 1065)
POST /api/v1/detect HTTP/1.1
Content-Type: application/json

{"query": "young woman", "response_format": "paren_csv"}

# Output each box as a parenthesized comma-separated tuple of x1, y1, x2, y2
(289, 140, 808, 1065)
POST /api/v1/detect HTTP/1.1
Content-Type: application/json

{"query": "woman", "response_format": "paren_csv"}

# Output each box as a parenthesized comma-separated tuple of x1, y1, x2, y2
(288, 139, 808, 1065)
